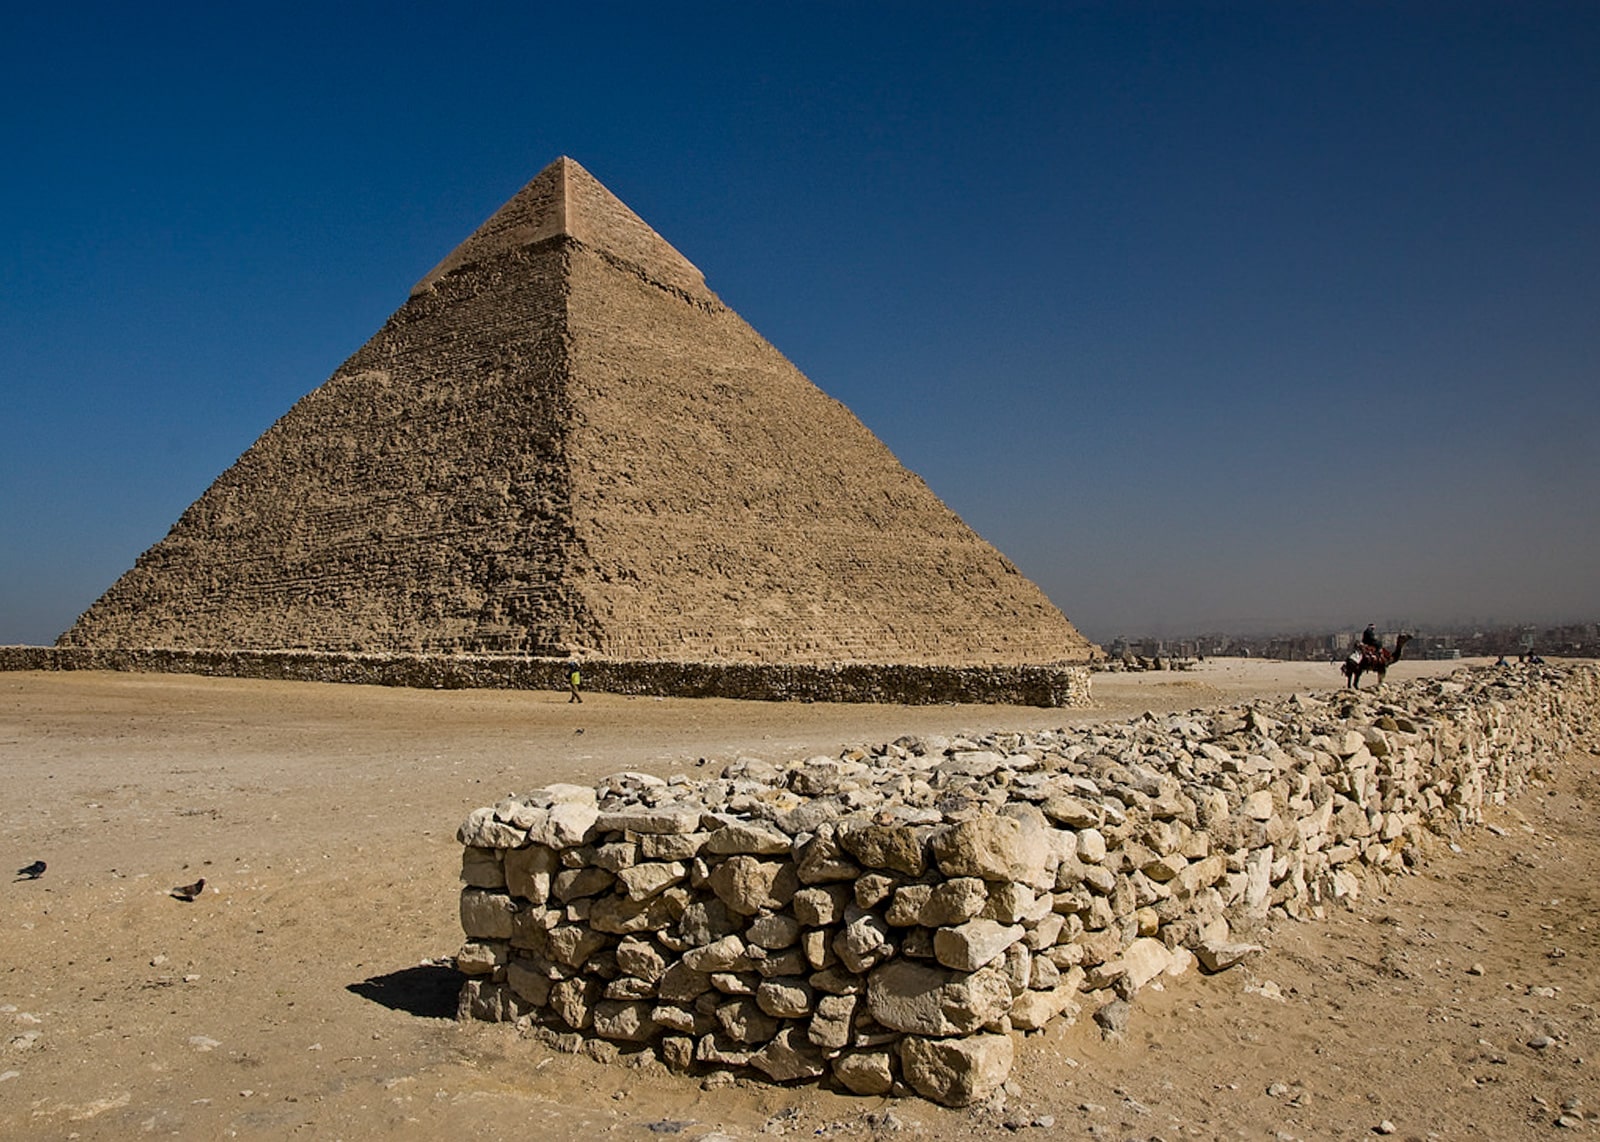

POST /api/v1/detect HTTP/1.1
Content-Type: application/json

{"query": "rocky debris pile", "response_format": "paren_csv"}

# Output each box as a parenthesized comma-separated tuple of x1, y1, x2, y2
(454, 663, 1599, 1106)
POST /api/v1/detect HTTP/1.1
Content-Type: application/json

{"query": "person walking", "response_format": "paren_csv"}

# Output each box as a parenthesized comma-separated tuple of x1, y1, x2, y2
(567, 662, 583, 703)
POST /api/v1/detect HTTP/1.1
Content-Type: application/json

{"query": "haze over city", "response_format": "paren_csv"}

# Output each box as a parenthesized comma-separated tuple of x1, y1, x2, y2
(4, 3, 1597, 647)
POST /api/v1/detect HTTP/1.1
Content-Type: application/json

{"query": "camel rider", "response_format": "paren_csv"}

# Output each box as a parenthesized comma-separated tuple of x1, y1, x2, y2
(1361, 624, 1381, 653)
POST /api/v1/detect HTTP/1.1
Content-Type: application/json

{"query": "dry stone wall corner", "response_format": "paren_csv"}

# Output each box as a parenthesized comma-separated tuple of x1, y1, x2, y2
(453, 663, 1600, 1106)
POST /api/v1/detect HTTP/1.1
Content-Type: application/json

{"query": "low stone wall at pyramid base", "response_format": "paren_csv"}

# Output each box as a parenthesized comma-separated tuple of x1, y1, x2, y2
(454, 663, 1600, 1107)
(0, 646, 1091, 707)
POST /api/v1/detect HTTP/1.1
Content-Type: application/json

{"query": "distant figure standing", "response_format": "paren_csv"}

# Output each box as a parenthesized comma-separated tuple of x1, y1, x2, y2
(1361, 624, 1380, 652)
(567, 662, 583, 703)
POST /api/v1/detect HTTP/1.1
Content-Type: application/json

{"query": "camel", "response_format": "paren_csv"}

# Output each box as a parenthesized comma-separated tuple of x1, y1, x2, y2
(1341, 633, 1413, 689)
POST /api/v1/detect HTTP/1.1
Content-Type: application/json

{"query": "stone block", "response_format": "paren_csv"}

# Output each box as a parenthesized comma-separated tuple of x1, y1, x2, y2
(595, 806, 701, 835)
(657, 961, 714, 1002)
(614, 860, 686, 900)
(836, 822, 929, 875)
(506, 958, 553, 1005)
(616, 936, 668, 981)
(866, 960, 1012, 1036)
(1041, 794, 1099, 828)
(930, 815, 1047, 882)
(800, 928, 835, 970)
(1195, 939, 1262, 973)
(795, 833, 861, 883)
(885, 883, 934, 926)
(546, 923, 608, 968)
(751, 1027, 827, 1081)
(458, 806, 528, 850)
(640, 832, 709, 860)
(1076, 828, 1108, 864)
(755, 978, 815, 1019)
(549, 977, 599, 1030)
(899, 1034, 1014, 1107)
(1008, 984, 1080, 1031)
(553, 866, 615, 902)
(792, 884, 852, 927)
(747, 912, 801, 949)
(933, 919, 1024, 971)
(833, 1050, 895, 1095)
(461, 846, 506, 889)
(752, 946, 808, 978)
(592, 1000, 661, 1042)
(682, 935, 750, 973)
(530, 802, 600, 848)
(807, 993, 857, 1050)
(504, 844, 558, 904)
(1242, 790, 1275, 820)
(588, 889, 682, 935)
(704, 821, 792, 855)
(456, 940, 507, 976)
(715, 998, 781, 1045)
(981, 882, 1033, 924)
(708, 856, 798, 915)
(1104, 936, 1173, 991)
(833, 908, 894, 973)
(460, 889, 517, 940)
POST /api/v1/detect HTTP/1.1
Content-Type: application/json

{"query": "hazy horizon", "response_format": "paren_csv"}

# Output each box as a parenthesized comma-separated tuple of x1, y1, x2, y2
(4, 5, 1596, 648)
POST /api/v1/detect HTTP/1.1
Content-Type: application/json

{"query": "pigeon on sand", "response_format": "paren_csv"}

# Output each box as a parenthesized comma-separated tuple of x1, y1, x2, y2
(171, 877, 206, 902)
(16, 860, 46, 880)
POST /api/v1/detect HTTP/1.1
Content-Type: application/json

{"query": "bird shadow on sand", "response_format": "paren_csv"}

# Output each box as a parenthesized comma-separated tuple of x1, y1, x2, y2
(347, 963, 461, 1019)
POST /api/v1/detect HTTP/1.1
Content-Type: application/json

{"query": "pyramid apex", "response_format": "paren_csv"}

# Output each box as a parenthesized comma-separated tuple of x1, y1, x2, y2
(413, 157, 710, 299)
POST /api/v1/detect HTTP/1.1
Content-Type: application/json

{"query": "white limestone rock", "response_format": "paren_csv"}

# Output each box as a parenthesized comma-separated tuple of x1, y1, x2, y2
(704, 821, 792, 856)
(898, 1033, 1014, 1107)
(866, 960, 1013, 1036)
(708, 856, 798, 916)
(614, 861, 686, 901)
(1195, 939, 1263, 973)
(755, 978, 815, 1019)
(531, 802, 601, 848)
(457, 807, 529, 850)
(832, 1050, 896, 1095)
(930, 814, 1048, 882)
(1008, 984, 1081, 1031)
(460, 846, 506, 889)
(750, 1026, 828, 1081)
(833, 908, 894, 973)
(459, 889, 517, 940)
(504, 844, 558, 904)
(933, 919, 1024, 972)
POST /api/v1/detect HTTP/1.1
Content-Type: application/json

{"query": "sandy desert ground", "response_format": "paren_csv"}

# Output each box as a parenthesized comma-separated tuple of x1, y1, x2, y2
(1, 656, 1596, 1141)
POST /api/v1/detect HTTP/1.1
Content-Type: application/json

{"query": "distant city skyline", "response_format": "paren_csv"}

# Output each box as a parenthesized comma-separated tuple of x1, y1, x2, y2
(1106, 618, 1598, 663)
(4, 4, 1597, 648)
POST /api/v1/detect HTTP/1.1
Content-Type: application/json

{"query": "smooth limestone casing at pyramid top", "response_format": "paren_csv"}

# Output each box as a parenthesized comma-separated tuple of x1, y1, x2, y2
(60, 158, 1095, 667)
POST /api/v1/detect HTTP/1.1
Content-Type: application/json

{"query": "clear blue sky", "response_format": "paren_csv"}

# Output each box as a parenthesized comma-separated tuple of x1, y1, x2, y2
(4, 2, 1597, 646)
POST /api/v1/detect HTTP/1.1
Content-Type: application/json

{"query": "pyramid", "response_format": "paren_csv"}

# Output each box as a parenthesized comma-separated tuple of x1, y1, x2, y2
(61, 158, 1096, 666)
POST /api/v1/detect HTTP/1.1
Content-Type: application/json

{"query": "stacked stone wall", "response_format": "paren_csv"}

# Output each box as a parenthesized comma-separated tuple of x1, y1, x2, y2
(0, 646, 1091, 707)
(452, 663, 1600, 1105)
